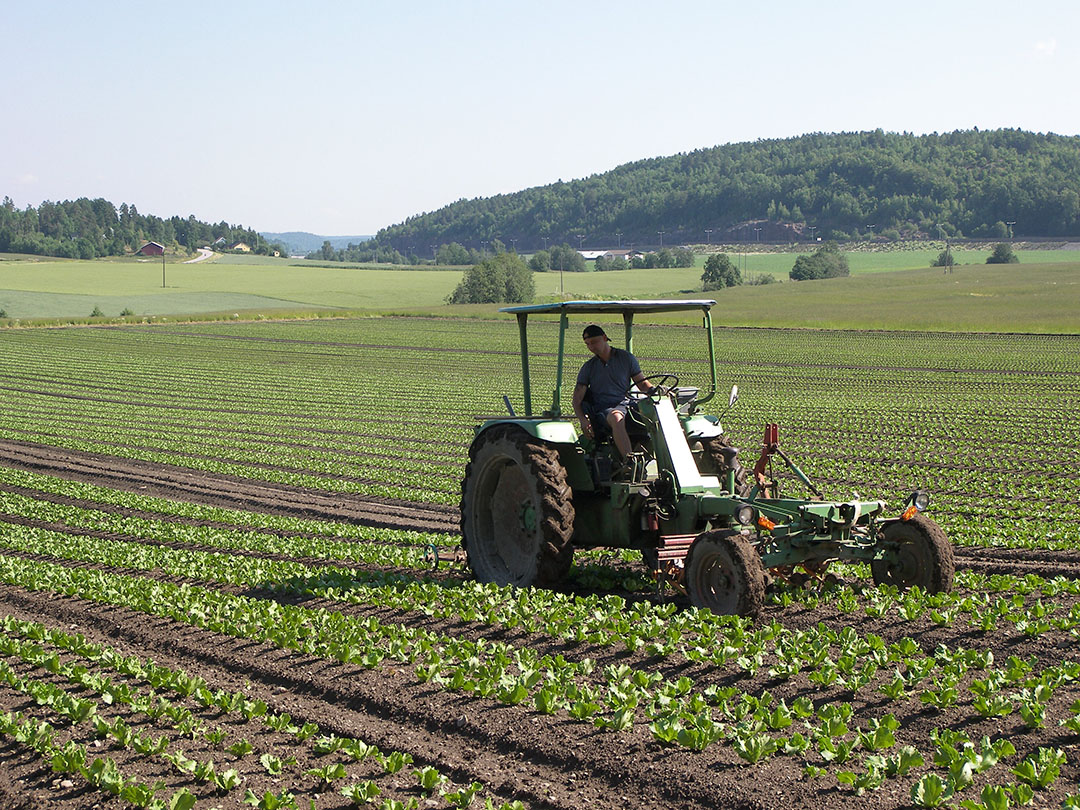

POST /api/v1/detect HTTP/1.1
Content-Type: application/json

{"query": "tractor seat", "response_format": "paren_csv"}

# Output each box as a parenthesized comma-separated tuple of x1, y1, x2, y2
(674, 386, 699, 407)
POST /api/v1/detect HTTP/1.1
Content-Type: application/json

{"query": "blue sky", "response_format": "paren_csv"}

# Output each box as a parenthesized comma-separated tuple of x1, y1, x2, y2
(3, 0, 1077, 234)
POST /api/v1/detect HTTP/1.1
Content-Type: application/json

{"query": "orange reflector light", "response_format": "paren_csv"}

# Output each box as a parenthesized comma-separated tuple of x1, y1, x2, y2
(757, 515, 776, 531)
(901, 504, 918, 521)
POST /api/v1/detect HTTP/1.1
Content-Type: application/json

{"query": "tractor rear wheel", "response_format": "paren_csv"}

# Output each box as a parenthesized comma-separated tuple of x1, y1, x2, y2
(460, 426, 574, 587)
(684, 530, 765, 616)
(871, 514, 954, 593)
(696, 436, 751, 497)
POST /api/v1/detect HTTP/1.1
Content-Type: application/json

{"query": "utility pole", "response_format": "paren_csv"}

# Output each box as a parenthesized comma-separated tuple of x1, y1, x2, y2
(657, 230, 664, 248)
(161, 250, 166, 288)
(1006, 221, 1016, 240)
(705, 228, 712, 244)
(615, 232, 622, 248)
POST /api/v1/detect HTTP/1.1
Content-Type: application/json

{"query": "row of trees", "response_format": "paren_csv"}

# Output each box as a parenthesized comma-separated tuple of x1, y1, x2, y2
(373, 129, 1080, 252)
(313, 240, 409, 264)
(0, 197, 282, 259)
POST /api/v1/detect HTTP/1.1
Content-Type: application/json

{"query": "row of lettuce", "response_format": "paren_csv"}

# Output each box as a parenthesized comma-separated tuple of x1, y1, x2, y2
(0, 319, 1076, 549)
(0, 469, 1077, 807)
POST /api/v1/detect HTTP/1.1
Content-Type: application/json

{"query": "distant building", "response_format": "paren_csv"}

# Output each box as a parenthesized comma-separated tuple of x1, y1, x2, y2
(579, 248, 643, 264)
(229, 242, 251, 253)
(212, 236, 227, 246)
(137, 241, 165, 256)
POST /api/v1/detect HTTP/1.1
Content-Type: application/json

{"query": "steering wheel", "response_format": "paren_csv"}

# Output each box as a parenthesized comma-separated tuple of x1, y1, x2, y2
(630, 373, 679, 401)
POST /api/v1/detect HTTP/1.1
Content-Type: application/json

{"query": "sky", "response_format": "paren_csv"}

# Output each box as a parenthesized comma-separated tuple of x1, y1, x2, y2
(3, 0, 1078, 235)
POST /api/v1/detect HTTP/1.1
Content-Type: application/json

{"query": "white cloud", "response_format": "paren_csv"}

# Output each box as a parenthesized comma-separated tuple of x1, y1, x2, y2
(15, 173, 38, 185)
(1034, 38, 1058, 60)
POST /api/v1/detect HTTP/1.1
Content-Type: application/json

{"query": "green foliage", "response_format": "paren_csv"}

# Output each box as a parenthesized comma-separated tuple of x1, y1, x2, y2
(547, 243, 586, 272)
(0, 195, 273, 258)
(595, 254, 628, 271)
(986, 243, 1020, 264)
(435, 242, 482, 266)
(340, 781, 381, 806)
(931, 248, 957, 268)
(373, 129, 1080, 250)
(912, 773, 954, 807)
(790, 242, 850, 280)
(1010, 747, 1066, 789)
(446, 252, 534, 304)
(702, 253, 741, 290)
(528, 250, 551, 272)
(312, 239, 408, 264)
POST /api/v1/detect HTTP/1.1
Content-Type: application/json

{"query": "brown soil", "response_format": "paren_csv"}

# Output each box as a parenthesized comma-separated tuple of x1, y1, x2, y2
(0, 439, 1078, 810)
(0, 438, 457, 535)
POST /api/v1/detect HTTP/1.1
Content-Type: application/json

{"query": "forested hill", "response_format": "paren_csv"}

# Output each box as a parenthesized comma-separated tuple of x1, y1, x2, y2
(375, 129, 1080, 252)
(0, 197, 280, 259)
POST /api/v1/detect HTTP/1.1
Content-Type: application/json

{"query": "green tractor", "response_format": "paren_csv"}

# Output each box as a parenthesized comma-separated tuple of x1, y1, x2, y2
(459, 299, 953, 616)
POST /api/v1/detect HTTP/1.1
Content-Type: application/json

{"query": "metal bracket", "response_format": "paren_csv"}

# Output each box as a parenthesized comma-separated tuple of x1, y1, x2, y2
(423, 544, 466, 570)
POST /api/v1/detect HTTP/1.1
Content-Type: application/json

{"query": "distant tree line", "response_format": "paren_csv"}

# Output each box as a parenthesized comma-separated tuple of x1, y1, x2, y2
(311, 240, 409, 264)
(371, 129, 1080, 252)
(0, 196, 285, 259)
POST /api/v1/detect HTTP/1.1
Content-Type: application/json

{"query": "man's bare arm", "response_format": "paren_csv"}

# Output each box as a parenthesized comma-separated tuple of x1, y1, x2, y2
(572, 384, 593, 437)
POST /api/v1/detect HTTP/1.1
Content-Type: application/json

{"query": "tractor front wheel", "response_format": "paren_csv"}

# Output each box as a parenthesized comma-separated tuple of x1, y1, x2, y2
(871, 514, 954, 593)
(460, 426, 574, 587)
(684, 530, 765, 616)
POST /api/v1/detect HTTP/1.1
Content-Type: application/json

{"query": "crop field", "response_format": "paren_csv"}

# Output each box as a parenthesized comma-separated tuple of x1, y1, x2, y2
(0, 316, 1078, 810)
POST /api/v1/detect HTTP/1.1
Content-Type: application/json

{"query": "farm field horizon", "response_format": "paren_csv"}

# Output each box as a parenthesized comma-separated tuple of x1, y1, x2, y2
(1, 247, 1078, 333)
(0, 314, 1077, 808)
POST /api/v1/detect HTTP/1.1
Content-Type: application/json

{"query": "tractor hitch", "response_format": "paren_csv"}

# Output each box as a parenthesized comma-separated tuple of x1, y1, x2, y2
(751, 423, 823, 500)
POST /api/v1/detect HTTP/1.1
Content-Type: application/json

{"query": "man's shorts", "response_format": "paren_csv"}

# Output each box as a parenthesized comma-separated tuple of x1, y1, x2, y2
(598, 400, 631, 420)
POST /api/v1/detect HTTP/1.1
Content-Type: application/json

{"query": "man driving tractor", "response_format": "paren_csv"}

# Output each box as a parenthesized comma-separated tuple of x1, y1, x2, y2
(572, 324, 656, 460)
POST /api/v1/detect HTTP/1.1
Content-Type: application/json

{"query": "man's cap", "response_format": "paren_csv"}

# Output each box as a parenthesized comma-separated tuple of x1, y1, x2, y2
(582, 324, 607, 339)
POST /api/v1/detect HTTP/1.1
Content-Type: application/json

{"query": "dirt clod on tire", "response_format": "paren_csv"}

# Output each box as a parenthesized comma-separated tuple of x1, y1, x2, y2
(871, 513, 955, 593)
(684, 529, 766, 617)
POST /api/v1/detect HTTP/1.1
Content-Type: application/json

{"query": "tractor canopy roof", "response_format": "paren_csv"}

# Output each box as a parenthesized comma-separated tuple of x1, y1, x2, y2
(500, 299, 715, 315)
(500, 300, 720, 418)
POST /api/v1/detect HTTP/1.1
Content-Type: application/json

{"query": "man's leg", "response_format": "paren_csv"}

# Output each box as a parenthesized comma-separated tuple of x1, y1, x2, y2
(607, 410, 632, 457)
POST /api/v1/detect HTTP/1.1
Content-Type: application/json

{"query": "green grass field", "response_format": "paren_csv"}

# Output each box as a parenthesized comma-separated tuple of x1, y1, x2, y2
(1, 247, 1077, 332)
(0, 255, 463, 318)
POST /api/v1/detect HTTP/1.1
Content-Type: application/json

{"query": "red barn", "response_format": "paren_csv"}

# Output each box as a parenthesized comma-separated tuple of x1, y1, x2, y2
(137, 241, 165, 256)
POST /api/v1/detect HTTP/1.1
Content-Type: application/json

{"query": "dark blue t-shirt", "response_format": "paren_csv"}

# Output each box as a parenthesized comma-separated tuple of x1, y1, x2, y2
(576, 347, 642, 410)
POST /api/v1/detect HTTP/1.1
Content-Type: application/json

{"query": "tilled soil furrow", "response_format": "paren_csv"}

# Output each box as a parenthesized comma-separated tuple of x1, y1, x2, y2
(0, 438, 458, 533)
(0, 510, 446, 571)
